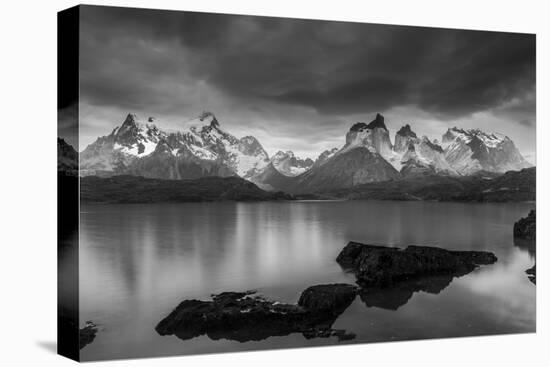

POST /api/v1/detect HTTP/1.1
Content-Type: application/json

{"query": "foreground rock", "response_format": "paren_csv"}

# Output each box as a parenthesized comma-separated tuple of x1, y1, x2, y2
(336, 242, 497, 287)
(79, 321, 98, 350)
(513, 210, 536, 240)
(156, 284, 357, 343)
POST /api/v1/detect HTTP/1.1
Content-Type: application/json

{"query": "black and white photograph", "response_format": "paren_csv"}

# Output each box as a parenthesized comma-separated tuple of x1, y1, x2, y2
(56, 3, 537, 363)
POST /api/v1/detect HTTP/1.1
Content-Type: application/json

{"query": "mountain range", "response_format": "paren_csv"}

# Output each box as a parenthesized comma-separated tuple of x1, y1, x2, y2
(74, 111, 531, 195)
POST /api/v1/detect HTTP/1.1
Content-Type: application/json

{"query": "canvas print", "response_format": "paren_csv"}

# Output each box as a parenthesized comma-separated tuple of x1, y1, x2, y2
(58, 5, 536, 362)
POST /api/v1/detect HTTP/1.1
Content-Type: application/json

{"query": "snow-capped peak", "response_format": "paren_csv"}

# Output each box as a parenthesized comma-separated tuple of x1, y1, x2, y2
(122, 113, 140, 125)
(81, 111, 271, 179)
(188, 111, 221, 132)
(442, 127, 510, 149)
(396, 124, 417, 138)
(271, 150, 294, 161)
(270, 150, 313, 177)
(441, 126, 529, 174)
(338, 113, 401, 169)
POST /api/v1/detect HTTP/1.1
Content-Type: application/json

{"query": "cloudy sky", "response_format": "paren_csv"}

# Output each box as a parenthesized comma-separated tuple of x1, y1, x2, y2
(72, 5, 536, 162)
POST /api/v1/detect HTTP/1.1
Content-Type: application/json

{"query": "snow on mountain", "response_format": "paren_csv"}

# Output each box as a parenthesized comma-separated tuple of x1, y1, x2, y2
(270, 150, 314, 177)
(313, 148, 339, 167)
(280, 114, 401, 193)
(441, 127, 531, 174)
(393, 124, 417, 154)
(293, 147, 400, 193)
(80, 112, 270, 179)
(182, 112, 271, 177)
(338, 113, 402, 170)
(80, 111, 532, 190)
(57, 137, 78, 175)
(393, 124, 457, 176)
(111, 114, 166, 157)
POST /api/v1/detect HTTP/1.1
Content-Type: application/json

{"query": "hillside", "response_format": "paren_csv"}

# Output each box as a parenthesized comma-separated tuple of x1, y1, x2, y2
(80, 175, 292, 203)
(315, 167, 535, 202)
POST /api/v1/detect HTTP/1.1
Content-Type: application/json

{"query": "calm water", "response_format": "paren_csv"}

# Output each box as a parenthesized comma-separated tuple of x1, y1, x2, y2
(77, 200, 536, 361)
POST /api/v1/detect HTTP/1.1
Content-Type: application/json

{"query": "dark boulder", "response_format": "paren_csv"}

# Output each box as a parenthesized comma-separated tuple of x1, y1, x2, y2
(513, 210, 536, 240)
(156, 284, 357, 343)
(336, 241, 497, 287)
(298, 284, 357, 314)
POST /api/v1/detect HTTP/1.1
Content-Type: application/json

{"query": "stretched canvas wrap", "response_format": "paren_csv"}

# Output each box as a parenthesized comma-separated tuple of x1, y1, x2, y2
(58, 5, 537, 362)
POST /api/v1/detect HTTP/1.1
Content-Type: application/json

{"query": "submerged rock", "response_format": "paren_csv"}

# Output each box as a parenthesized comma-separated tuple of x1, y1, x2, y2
(336, 242, 497, 287)
(513, 210, 536, 240)
(79, 321, 98, 350)
(156, 284, 357, 343)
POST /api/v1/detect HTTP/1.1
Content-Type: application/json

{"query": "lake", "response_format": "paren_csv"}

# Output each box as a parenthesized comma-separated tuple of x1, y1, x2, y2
(77, 200, 536, 361)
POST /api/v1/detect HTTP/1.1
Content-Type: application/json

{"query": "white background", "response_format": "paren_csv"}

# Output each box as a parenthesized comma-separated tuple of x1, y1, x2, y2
(0, 0, 547, 365)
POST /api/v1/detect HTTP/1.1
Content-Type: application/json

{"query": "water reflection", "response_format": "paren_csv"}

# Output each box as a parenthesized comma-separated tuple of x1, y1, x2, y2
(514, 238, 536, 259)
(359, 275, 455, 310)
(58, 174, 79, 358)
(513, 238, 536, 284)
(78, 201, 536, 361)
(155, 287, 357, 343)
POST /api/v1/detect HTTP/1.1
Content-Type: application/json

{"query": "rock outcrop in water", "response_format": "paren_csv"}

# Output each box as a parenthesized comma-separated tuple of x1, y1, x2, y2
(336, 242, 497, 287)
(156, 284, 357, 342)
(79, 321, 98, 350)
(526, 265, 536, 284)
(513, 210, 536, 240)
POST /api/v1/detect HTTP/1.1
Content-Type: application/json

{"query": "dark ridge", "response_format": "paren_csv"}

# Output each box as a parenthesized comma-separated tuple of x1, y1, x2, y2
(366, 113, 387, 131)
(121, 113, 138, 127)
(320, 167, 535, 202)
(349, 122, 368, 132)
(350, 113, 387, 132)
(423, 138, 444, 153)
(80, 175, 293, 203)
(397, 124, 417, 138)
(199, 111, 219, 127)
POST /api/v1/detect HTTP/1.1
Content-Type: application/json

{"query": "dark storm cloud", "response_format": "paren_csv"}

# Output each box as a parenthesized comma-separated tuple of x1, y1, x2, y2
(79, 5, 535, 121)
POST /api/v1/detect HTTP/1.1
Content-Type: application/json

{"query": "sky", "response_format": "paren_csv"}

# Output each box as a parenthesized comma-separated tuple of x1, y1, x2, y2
(69, 5, 536, 163)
